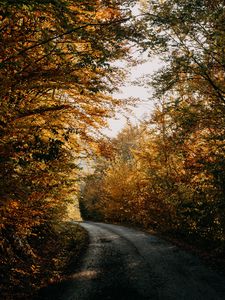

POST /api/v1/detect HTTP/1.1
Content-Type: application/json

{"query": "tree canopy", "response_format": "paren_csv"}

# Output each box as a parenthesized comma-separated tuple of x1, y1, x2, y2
(80, 0, 225, 261)
(0, 1, 142, 297)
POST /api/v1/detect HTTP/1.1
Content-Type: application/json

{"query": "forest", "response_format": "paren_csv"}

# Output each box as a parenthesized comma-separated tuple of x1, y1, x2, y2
(0, 0, 225, 299)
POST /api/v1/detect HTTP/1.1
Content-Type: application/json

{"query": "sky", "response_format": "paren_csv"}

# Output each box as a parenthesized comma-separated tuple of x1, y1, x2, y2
(102, 56, 162, 137)
(101, 3, 164, 138)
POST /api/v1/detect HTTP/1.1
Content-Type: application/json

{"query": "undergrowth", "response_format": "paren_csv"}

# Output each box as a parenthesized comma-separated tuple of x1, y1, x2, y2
(1, 222, 88, 300)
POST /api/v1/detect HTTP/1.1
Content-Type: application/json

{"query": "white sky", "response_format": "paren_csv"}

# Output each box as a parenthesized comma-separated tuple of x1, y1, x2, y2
(101, 3, 164, 137)
(102, 56, 162, 137)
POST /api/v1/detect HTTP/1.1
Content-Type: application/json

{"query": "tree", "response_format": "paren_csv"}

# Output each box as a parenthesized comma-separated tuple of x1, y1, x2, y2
(0, 1, 142, 297)
(138, 0, 225, 240)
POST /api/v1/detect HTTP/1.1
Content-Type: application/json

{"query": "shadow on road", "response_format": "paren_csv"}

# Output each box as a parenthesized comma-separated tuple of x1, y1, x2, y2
(36, 278, 148, 300)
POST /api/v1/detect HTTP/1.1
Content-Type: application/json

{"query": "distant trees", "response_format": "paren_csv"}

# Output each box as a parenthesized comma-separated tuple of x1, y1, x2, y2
(80, 113, 225, 251)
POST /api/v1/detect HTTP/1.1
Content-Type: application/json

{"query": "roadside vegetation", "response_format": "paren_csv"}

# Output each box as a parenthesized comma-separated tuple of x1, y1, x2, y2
(1, 222, 88, 300)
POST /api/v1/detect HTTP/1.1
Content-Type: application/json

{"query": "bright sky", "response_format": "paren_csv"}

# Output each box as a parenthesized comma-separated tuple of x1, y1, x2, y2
(102, 3, 164, 137)
(103, 56, 162, 137)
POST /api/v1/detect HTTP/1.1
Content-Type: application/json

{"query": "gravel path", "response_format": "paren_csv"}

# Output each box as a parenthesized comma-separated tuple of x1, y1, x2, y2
(38, 221, 225, 300)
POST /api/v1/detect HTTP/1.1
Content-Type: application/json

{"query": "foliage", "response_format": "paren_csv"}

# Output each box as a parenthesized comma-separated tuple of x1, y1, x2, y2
(80, 0, 225, 256)
(0, 0, 141, 297)
(80, 115, 225, 252)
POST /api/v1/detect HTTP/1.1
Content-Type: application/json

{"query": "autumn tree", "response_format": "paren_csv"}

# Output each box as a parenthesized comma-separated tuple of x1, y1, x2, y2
(79, 124, 148, 225)
(0, 0, 142, 297)
(139, 0, 225, 239)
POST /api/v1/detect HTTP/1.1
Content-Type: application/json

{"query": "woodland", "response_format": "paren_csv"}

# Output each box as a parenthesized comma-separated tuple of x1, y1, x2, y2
(0, 0, 225, 299)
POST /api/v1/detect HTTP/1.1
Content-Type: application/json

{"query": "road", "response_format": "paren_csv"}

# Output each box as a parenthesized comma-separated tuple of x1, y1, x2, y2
(39, 221, 225, 300)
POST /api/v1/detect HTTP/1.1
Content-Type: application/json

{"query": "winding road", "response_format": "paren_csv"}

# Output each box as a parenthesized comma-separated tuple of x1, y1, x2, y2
(39, 221, 225, 300)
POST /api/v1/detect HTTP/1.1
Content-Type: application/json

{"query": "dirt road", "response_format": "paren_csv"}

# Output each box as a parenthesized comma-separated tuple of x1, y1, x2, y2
(39, 221, 225, 300)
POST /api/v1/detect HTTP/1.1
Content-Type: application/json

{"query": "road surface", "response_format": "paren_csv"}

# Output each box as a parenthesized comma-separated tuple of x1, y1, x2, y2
(39, 221, 225, 300)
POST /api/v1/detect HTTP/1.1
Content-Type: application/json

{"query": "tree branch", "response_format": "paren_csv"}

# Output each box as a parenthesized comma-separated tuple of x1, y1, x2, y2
(2, 17, 130, 64)
(12, 104, 72, 122)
